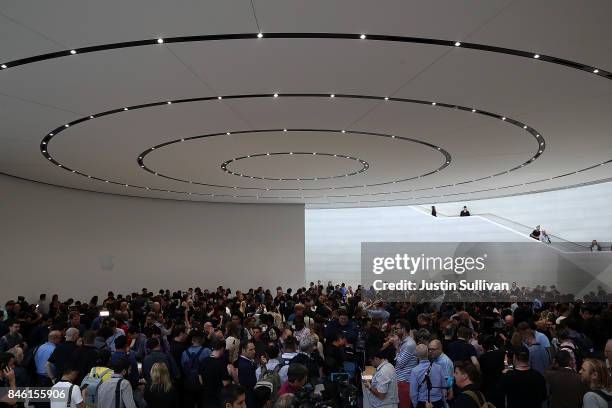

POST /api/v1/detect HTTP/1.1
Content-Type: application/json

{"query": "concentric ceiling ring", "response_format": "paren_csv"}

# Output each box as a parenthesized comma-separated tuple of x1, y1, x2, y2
(1, 32, 610, 81)
(137, 125, 450, 191)
(11, 32, 608, 204)
(220, 152, 370, 181)
(40, 93, 544, 196)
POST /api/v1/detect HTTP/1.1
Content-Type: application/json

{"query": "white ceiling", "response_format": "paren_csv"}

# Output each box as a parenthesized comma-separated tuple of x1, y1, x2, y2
(0, 0, 611, 208)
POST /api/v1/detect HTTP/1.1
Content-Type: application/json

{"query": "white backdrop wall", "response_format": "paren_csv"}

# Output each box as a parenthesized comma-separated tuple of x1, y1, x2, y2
(0, 175, 305, 303)
(428, 181, 612, 243)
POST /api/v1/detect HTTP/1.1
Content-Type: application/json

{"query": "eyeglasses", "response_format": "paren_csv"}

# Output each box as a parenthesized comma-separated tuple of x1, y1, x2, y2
(428, 348, 439, 352)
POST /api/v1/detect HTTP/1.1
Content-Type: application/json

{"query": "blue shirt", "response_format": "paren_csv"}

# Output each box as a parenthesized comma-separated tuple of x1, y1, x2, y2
(395, 336, 418, 382)
(434, 353, 454, 387)
(35, 342, 56, 376)
(528, 343, 550, 373)
(410, 360, 446, 406)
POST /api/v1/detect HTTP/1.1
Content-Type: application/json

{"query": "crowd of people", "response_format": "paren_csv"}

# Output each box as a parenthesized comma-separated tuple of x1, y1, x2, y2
(0, 281, 611, 408)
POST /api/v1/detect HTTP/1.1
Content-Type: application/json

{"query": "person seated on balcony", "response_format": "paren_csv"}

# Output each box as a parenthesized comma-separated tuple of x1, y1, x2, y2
(460, 206, 471, 217)
(590, 240, 602, 251)
(540, 229, 551, 244)
(530, 225, 542, 240)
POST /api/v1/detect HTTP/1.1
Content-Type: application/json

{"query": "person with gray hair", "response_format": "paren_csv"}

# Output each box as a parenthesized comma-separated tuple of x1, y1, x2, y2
(48, 327, 80, 381)
(288, 336, 321, 384)
(273, 394, 295, 408)
(410, 344, 446, 407)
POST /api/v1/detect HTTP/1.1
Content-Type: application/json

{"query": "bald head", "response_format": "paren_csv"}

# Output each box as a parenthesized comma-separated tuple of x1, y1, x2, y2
(428, 339, 443, 359)
(415, 343, 428, 360)
(48, 330, 62, 344)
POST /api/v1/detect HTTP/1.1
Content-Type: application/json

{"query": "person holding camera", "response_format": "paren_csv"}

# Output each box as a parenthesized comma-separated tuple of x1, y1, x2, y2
(363, 348, 399, 407)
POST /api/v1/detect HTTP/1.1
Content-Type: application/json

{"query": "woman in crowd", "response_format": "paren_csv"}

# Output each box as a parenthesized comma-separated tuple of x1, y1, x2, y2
(144, 362, 178, 408)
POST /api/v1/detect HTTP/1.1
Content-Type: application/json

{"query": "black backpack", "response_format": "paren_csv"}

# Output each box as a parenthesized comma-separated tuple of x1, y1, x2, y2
(182, 347, 205, 390)
(592, 390, 612, 408)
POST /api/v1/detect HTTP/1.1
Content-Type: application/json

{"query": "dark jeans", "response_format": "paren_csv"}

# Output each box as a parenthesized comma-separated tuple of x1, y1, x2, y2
(33, 375, 53, 408)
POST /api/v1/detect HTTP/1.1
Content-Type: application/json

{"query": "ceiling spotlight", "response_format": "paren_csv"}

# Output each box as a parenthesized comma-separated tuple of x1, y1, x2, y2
(257, 32, 263, 38)
(266, 153, 270, 155)
(431, 102, 436, 106)
(151, 147, 155, 150)
(540, 142, 544, 145)
(89, 115, 94, 119)
(217, 96, 222, 100)
(49, 133, 54, 136)
(42, 142, 46, 145)
(523, 125, 528, 129)
(42, 150, 46, 153)
(384, 97, 389, 100)
(0, 64, 6, 69)
(391, 135, 396, 138)
(360, 34, 366, 39)
(471, 109, 476, 112)
(289, 152, 293, 155)
(70, 50, 77, 55)
(123, 107, 128, 111)
(502, 117, 506, 121)
(273, 93, 278, 97)
(64, 124, 69, 127)
(48, 157, 51, 160)
(454, 41, 461, 47)
(226, 132, 231, 135)
(167, 101, 172, 104)
(283, 129, 287, 132)
(534, 54, 540, 59)
(330, 94, 336, 98)
(538, 150, 542, 153)
(593, 69, 599, 74)
(312, 152, 316, 155)
(105, 180, 109, 182)
(180, 138, 185, 142)
(341, 130, 346, 133)
(157, 38, 164, 44)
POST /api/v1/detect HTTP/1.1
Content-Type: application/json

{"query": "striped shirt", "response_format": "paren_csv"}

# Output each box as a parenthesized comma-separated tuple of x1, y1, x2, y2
(395, 336, 418, 382)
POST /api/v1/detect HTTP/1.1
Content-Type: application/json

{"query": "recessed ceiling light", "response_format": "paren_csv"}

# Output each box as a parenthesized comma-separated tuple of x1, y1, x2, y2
(42, 142, 46, 145)
(502, 117, 506, 121)
(360, 34, 366, 39)
(89, 115, 94, 119)
(312, 152, 316, 155)
(49, 133, 54, 136)
(341, 130, 346, 133)
(523, 125, 527, 129)
(384, 97, 389, 100)
(454, 41, 461, 47)
(538, 150, 542, 153)
(257, 33, 263, 38)
(151, 147, 155, 150)
(534, 54, 540, 59)
(431, 102, 436, 106)
(48, 157, 51, 160)
(273, 93, 278, 98)
(64, 124, 69, 127)
(471, 109, 476, 112)
(283, 129, 287, 132)
(70, 50, 77, 55)
(42, 150, 46, 153)
(167, 101, 172, 104)
(391, 135, 396, 138)
(123, 107, 128, 111)
(289, 152, 293, 155)
(266, 153, 270, 155)
(105, 180, 109, 182)
(593, 69, 599, 74)
(157, 38, 164, 44)
(217, 96, 222, 100)
(0, 64, 6, 69)
(226, 132, 231, 135)
(540, 142, 544, 146)
(330, 94, 335, 98)
(180, 138, 185, 142)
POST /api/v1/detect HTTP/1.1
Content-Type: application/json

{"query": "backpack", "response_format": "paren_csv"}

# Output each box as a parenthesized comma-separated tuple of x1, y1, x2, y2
(255, 363, 282, 399)
(464, 390, 497, 408)
(81, 367, 112, 406)
(182, 347, 205, 390)
(591, 390, 612, 408)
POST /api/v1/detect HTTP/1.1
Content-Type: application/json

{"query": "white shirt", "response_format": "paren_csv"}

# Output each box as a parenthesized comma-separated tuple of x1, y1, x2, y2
(50, 381, 83, 408)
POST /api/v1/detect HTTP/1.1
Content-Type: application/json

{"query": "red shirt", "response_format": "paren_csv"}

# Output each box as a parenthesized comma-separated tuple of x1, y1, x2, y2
(277, 381, 299, 397)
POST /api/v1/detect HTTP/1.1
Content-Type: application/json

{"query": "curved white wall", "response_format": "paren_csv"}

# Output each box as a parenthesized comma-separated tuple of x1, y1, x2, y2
(0, 175, 305, 302)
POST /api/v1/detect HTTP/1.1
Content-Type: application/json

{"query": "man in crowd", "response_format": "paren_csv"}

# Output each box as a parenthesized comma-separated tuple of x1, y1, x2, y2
(364, 348, 399, 407)
(237, 340, 257, 408)
(543, 350, 588, 408)
(446, 327, 480, 370)
(35, 330, 62, 387)
(277, 363, 309, 397)
(220, 384, 247, 408)
(0, 320, 23, 353)
(410, 344, 445, 408)
(501, 346, 547, 408)
(392, 319, 418, 408)
(452, 361, 484, 408)
(48, 327, 79, 381)
(97, 357, 137, 408)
